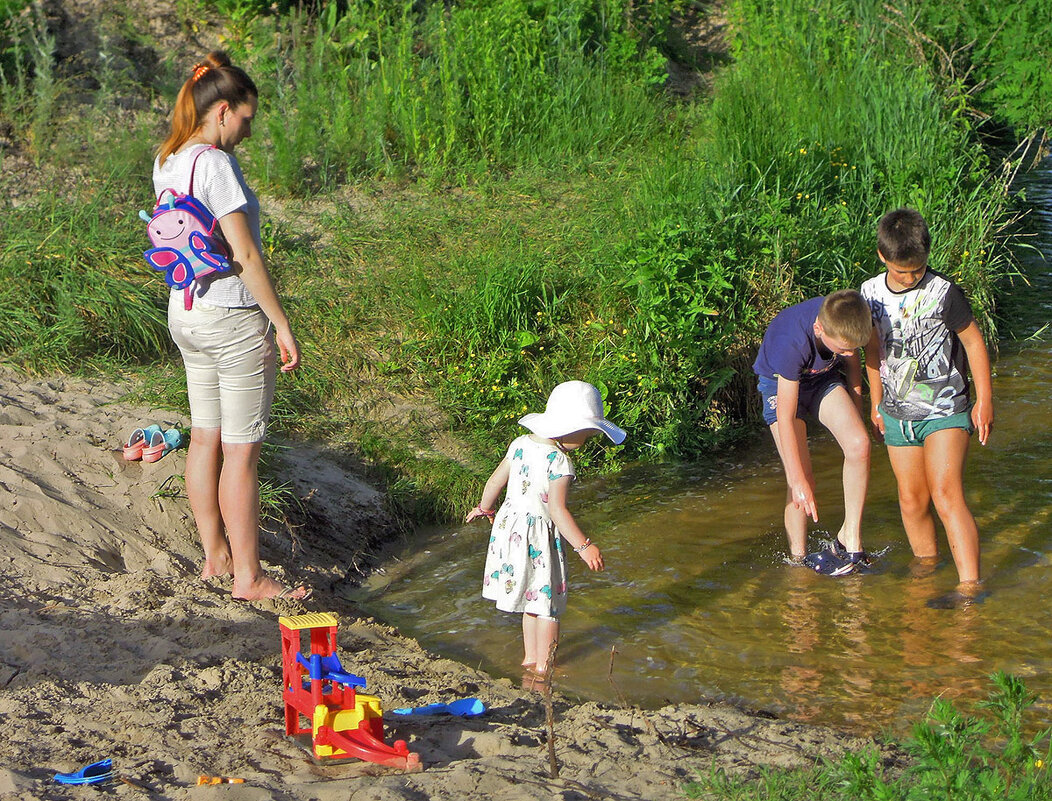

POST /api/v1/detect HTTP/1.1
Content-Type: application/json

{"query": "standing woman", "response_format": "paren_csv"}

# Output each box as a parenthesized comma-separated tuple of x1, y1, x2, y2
(155, 51, 307, 600)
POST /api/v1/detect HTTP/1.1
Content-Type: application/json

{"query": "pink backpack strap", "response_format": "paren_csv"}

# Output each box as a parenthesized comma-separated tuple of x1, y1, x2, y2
(183, 145, 216, 312)
(186, 143, 214, 195)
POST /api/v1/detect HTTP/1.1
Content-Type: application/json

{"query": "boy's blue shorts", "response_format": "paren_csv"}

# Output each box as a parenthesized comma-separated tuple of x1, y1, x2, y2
(879, 409, 974, 446)
(757, 372, 844, 426)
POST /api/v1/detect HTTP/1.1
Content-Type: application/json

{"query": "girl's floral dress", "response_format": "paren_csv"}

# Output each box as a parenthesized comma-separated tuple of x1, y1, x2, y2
(482, 435, 574, 617)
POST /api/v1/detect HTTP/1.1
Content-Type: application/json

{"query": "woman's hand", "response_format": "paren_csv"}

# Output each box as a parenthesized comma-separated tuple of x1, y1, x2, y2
(275, 326, 300, 372)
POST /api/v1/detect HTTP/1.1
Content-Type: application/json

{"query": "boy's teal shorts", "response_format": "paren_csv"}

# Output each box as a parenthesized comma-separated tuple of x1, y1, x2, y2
(879, 409, 974, 447)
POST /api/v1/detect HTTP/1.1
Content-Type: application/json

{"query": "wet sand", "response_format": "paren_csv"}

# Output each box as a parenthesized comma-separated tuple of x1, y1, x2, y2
(0, 367, 889, 800)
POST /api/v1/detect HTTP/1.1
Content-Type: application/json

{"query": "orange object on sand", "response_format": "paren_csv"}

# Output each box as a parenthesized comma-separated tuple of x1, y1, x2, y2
(197, 776, 245, 785)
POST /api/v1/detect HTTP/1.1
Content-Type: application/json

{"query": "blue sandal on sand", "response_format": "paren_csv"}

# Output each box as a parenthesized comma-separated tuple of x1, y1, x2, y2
(142, 428, 182, 463)
(54, 758, 114, 785)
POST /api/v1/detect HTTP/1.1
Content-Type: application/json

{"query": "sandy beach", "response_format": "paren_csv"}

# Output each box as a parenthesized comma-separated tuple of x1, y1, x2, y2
(0, 366, 894, 800)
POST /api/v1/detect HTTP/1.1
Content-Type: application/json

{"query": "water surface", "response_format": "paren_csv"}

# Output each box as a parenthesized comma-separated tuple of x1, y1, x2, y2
(349, 159, 1052, 736)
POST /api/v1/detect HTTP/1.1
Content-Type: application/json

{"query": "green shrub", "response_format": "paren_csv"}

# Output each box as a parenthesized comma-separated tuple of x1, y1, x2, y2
(684, 673, 1052, 801)
(912, 0, 1052, 134)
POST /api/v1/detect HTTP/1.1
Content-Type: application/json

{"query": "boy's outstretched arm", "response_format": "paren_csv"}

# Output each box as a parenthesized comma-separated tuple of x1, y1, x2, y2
(548, 476, 604, 571)
(863, 327, 885, 440)
(775, 377, 818, 522)
(957, 321, 994, 445)
(465, 458, 511, 522)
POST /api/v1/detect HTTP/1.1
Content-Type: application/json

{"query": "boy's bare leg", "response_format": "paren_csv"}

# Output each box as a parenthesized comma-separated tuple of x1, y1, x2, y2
(817, 386, 870, 553)
(923, 428, 980, 585)
(886, 445, 938, 559)
(769, 419, 812, 559)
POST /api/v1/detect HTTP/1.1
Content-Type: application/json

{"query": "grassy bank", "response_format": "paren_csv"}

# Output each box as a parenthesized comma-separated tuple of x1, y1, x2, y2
(0, 0, 1033, 521)
(685, 672, 1052, 800)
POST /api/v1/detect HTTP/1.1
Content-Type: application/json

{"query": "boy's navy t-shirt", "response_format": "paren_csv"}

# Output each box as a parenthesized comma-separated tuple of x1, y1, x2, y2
(753, 297, 841, 382)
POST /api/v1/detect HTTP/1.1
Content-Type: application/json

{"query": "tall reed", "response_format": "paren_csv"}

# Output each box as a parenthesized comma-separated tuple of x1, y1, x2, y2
(0, 165, 169, 372)
(233, 0, 665, 190)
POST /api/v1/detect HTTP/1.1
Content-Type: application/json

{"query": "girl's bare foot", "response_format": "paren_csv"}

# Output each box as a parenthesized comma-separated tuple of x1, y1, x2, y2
(521, 669, 551, 694)
(232, 574, 310, 601)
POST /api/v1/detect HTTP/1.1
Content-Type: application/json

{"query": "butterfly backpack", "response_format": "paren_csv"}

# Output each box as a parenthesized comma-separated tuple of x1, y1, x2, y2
(140, 145, 232, 310)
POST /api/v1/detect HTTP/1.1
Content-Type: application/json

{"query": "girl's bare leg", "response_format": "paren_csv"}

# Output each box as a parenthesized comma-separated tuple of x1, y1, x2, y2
(221, 441, 307, 600)
(522, 613, 538, 667)
(185, 427, 232, 579)
(532, 616, 560, 675)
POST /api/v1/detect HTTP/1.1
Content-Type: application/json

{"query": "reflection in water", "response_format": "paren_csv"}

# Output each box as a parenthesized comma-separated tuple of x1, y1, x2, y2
(349, 159, 1052, 735)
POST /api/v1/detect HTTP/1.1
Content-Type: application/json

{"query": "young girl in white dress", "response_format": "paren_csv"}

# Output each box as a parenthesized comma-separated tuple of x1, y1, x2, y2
(465, 381, 626, 675)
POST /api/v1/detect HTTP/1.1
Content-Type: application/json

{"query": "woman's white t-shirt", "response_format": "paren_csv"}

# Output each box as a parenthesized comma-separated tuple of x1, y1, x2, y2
(152, 145, 260, 308)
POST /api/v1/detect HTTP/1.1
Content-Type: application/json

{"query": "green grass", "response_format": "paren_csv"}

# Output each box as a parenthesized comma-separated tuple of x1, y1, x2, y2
(0, 0, 1030, 522)
(684, 673, 1052, 801)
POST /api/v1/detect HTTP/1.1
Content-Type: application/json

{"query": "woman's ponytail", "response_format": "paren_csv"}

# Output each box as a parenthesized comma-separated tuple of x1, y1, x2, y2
(157, 51, 257, 165)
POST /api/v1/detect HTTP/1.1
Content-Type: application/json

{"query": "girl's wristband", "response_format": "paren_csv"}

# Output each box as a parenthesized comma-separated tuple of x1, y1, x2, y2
(573, 538, 593, 553)
(473, 505, 495, 519)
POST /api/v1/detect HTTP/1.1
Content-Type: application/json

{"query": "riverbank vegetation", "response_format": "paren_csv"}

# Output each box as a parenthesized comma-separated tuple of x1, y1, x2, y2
(685, 672, 1052, 800)
(0, 0, 1046, 521)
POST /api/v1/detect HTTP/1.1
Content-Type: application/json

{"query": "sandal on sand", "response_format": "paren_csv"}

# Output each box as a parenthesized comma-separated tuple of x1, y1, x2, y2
(142, 428, 182, 463)
(123, 424, 162, 461)
(54, 758, 114, 786)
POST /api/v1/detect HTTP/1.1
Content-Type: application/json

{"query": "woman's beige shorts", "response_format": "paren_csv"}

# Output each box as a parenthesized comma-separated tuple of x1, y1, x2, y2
(168, 295, 276, 444)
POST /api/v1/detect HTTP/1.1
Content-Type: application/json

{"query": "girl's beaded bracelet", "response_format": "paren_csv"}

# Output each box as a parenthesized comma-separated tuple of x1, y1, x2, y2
(573, 538, 592, 553)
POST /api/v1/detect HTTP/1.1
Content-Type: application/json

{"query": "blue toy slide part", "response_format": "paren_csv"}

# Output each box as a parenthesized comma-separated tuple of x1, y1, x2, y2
(295, 651, 366, 689)
(390, 698, 486, 717)
(54, 758, 114, 785)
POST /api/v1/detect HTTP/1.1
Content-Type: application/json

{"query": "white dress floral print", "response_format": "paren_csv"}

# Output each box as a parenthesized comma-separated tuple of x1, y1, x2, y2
(482, 434, 575, 617)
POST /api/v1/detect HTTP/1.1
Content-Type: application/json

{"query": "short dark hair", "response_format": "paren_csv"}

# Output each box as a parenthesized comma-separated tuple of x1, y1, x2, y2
(877, 208, 930, 267)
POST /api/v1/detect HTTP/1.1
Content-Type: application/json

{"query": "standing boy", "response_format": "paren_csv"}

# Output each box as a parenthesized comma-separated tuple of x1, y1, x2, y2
(753, 289, 873, 575)
(862, 208, 993, 591)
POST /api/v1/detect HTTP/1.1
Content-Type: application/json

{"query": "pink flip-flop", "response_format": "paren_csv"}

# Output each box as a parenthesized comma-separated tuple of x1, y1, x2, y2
(142, 428, 182, 463)
(123, 424, 162, 461)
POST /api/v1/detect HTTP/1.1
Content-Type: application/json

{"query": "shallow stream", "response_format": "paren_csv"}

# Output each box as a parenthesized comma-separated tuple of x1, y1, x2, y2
(349, 158, 1052, 736)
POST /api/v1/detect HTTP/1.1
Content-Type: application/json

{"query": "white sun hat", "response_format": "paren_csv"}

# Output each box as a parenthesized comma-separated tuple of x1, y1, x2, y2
(518, 380, 626, 444)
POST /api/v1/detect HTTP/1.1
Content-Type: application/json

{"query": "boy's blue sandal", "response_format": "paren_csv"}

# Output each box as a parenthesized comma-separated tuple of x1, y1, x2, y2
(54, 758, 114, 785)
(803, 540, 868, 576)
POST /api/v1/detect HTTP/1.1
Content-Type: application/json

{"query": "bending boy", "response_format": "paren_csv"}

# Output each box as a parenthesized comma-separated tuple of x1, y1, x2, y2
(753, 290, 873, 575)
(862, 208, 993, 590)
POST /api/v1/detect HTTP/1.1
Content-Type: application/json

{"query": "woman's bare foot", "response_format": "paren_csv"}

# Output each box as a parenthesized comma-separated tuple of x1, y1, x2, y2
(201, 554, 233, 580)
(232, 574, 310, 601)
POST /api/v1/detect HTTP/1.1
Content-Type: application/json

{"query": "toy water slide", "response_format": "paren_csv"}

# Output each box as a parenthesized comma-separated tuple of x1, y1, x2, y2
(279, 612, 421, 771)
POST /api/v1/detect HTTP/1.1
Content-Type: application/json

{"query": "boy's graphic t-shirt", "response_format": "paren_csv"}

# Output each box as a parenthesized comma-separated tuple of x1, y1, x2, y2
(861, 268, 974, 421)
(753, 297, 840, 382)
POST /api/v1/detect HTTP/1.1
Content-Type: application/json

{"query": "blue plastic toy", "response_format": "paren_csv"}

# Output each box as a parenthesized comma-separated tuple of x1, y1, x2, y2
(390, 698, 486, 717)
(54, 758, 113, 786)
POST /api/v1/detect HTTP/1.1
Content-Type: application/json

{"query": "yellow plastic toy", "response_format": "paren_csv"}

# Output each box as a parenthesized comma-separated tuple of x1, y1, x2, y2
(279, 612, 420, 770)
